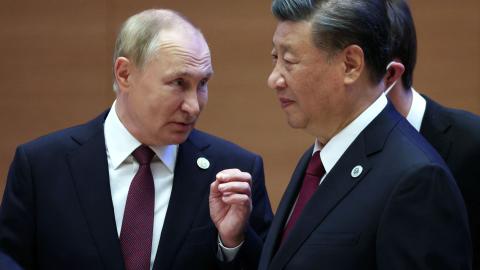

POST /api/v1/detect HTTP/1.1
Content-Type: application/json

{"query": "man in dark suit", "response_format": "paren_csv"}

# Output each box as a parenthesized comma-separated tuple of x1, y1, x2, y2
(227, 0, 473, 269)
(383, 0, 480, 268)
(0, 9, 272, 270)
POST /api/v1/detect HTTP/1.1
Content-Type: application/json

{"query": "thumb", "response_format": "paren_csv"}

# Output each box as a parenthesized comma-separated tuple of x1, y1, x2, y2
(210, 179, 221, 197)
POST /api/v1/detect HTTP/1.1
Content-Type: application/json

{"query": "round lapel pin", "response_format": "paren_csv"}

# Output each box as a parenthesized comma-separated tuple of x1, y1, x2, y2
(196, 157, 210, 170)
(351, 165, 363, 178)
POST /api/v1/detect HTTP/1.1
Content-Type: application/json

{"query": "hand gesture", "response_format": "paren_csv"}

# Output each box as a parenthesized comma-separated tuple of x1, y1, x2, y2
(209, 169, 252, 248)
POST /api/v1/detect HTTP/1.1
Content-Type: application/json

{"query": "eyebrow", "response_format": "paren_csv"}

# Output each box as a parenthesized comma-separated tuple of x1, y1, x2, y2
(272, 41, 294, 55)
(170, 69, 214, 79)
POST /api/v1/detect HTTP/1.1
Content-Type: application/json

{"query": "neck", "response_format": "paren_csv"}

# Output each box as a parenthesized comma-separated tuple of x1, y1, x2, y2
(115, 96, 148, 145)
(387, 84, 413, 118)
(314, 83, 383, 146)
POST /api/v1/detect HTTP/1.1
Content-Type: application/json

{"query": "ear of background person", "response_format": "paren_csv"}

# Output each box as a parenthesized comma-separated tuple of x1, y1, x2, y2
(0, 0, 478, 211)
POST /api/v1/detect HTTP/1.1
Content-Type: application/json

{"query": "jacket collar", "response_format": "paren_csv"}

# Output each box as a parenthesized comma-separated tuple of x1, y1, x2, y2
(262, 104, 402, 270)
(68, 111, 214, 270)
(419, 95, 452, 160)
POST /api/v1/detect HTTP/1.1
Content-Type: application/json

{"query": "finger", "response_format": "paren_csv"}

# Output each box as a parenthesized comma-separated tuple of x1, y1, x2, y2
(221, 193, 252, 207)
(217, 168, 242, 175)
(216, 170, 252, 184)
(210, 180, 222, 197)
(218, 182, 251, 197)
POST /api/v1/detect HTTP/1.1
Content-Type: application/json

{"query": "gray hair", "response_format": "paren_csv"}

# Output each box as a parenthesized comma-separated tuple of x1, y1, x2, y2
(272, 0, 391, 83)
(112, 9, 198, 93)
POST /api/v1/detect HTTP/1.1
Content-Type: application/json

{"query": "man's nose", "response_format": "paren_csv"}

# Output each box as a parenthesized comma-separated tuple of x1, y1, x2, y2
(182, 90, 201, 116)
(267, 67, 287, 90)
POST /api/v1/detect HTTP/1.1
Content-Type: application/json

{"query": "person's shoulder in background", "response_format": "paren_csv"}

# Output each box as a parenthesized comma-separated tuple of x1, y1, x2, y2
(0, 251, 23, 270)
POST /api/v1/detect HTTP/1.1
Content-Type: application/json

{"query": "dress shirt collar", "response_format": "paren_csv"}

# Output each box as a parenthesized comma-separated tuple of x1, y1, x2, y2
(405, 87, 427, 132)
(104, 100, 178, 172)
(313, 93, 388, 175)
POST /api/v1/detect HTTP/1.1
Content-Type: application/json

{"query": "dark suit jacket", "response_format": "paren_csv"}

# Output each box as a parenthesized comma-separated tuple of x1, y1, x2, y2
(0, 110, 273, 270)
(259, 104, 472, 270)
(0, 251, 23, 270)
(421, 96, 480, 269)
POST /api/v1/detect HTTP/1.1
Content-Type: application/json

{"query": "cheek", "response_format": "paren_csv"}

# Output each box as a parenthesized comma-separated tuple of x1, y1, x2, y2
(198, 91, 208, 108)
(144, 96, 178, 120)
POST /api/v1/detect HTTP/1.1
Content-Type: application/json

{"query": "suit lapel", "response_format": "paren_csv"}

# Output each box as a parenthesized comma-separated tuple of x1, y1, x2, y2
(259, 148, 312, 270)
(269, 140, 371, 269)
(267, 104, 400, 269)
(420, 96, 452, 161)
(153, 131, 215, 270)
(67, 111, 125, 270)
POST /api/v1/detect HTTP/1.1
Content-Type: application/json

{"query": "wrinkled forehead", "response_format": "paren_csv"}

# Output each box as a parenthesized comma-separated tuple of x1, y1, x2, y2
(154, 30, 213, 76)
(158, 28, 210, 57)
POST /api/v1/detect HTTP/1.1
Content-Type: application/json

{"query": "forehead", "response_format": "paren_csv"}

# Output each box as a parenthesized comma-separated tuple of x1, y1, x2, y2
(160, 29, 210, 54)
(153, 30, 213, 76)
(272, 21, 313, 52)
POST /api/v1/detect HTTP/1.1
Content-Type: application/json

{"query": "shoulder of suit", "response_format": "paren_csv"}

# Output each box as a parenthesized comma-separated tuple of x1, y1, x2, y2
(18, 110, 108, 154)
(444, 107, 480, 135)
(189, 129, 261, 159)
(425, 96, 480, 136)
(390, 116, 447, 167)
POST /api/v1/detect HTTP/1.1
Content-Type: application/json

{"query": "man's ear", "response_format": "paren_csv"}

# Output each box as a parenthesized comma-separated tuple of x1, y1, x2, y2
(341, 45, 364, 85)
(384, 61, 405, 87)
(114, 57, 134, 93)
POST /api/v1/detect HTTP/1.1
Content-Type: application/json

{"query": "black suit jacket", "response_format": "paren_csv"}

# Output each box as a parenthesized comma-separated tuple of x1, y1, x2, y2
(259, 104, 472, 270)
(0, 110, 273, 270)
(421, 96, 480, 269)
(0, 251, 22, 270)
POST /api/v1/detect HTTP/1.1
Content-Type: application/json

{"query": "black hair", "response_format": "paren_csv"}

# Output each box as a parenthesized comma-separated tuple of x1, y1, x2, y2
(386, 0, 417, 88)
(272, 0, 391, 83)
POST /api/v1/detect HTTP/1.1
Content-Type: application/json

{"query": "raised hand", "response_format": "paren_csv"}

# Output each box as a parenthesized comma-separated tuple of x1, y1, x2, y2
(209, 169, 252, 248)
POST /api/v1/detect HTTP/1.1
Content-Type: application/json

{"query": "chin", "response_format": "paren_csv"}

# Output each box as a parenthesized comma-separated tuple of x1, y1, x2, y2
(169, 131, 192, 145)
(147, 133, 189, 146)
(286, 117, 307, 130)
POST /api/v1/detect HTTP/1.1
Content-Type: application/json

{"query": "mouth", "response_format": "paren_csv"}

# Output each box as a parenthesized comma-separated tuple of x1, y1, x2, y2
(278, 97, 295, 109)
(171, 121, 195, 131)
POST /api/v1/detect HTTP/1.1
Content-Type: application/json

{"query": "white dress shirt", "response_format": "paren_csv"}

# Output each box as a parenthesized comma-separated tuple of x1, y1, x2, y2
(313, 93, 388, 183)
(405, 88, 427, 132)
(104, 100, 178, 269)
(284, 94, 388, 225)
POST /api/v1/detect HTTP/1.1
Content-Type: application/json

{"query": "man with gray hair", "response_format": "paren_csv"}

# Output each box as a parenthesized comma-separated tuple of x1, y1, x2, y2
(226, 0, 472, 269)
(0, 9, 272, 270)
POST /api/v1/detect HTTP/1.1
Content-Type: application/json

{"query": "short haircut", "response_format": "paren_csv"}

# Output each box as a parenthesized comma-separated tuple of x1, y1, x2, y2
(272, 0, 391, 83)
(387, 0, 417, 89)
(112, 9, 198, 92)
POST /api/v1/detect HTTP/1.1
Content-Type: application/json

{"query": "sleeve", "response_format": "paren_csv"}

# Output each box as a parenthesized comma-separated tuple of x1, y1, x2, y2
(0, 146, 36, 270)
(217, 155, 274, 270)
(376, 164, 472, 270)
(217, 235, 243, 262)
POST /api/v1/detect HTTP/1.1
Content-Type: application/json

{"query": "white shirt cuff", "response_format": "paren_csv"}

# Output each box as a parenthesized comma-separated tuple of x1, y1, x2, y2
(217, 235, 243, 262)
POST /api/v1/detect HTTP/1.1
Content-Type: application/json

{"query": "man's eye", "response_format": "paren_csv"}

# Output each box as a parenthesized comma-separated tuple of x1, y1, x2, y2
(283, 57, 295, 65)
(199, 79, 209, 88)
(172, 79, 185, 87)
(271, 54, 278, 65)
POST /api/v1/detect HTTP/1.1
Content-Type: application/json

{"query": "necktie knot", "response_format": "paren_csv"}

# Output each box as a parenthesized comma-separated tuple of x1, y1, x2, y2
(132, 145, 155, 165)
(306, 151, 324, 177)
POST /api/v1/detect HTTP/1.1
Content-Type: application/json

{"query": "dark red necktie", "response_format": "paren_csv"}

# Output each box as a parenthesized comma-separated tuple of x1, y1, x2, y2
(281, 151, 325, 242)
(120, 145, 155, 270)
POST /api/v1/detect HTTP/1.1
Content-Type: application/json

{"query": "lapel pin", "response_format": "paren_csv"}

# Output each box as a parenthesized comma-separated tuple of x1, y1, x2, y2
(351, 165, 363, 178)
(196, 157, 210, 170)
